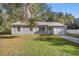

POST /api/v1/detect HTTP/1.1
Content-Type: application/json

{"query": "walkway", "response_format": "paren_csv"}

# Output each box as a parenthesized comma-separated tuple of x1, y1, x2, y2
(59, 36, 79, 44)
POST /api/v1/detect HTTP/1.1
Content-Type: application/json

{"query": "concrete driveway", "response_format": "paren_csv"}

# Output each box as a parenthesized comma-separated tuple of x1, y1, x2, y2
(59, 35, 79, 44)
(67, 29, 79, 34)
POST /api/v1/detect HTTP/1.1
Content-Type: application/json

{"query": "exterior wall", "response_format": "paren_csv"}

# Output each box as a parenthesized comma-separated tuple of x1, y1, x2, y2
(53, 26, 66, 35)
(12, 26, 28, 34)
(35, 25, 48, 34)
(12, 26, 39, 34)
(36, 26, 53, 34)
(12, 25, 66, 35)
(12, 25, 48, 34)
(47, 26, 53, 34)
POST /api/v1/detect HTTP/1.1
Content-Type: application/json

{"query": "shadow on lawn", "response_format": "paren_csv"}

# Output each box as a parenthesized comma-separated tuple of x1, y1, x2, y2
(0, 35, 19, 39)
(34, 35, 79, 46)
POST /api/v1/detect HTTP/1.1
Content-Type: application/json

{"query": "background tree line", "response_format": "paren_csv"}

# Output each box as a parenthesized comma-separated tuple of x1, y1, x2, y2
(0, 3, 79, 34)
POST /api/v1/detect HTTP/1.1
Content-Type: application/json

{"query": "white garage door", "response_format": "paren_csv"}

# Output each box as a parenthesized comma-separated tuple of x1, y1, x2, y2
(53, 26, 66, 35)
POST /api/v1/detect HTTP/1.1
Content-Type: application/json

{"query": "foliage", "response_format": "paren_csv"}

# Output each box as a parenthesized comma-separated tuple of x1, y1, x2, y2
(0, 3, 78, 34)
(0, 3, 46, 33)
(28, 17, 38, 28)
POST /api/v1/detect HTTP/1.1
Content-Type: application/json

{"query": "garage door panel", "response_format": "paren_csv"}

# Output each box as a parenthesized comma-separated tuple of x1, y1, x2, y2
(53, 27, 66, 35)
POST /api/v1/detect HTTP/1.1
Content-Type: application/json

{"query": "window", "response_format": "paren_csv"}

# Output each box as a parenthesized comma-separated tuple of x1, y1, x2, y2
(39, 26, 45, 31)
(48, 26, 52, 31)
(29, 28, 33, 31)
(17, 27, 20, 32)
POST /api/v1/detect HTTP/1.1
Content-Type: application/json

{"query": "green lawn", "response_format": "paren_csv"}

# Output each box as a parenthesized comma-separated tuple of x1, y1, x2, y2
(68, 34, 79, 38)
(0, 34, 79, 56)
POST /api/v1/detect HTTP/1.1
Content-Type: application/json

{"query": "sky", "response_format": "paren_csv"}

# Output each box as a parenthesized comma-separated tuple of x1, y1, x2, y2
(49, 3, 79, 18)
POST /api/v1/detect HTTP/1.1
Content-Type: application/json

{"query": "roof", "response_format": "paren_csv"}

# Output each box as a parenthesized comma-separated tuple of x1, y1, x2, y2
(12, 21, 65, 26)
(11, 21, 27, 25)
(37, 22, 65, 26)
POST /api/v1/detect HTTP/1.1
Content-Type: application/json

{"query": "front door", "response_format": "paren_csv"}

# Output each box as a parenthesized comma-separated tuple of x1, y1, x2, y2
(48, 26, 53, 34)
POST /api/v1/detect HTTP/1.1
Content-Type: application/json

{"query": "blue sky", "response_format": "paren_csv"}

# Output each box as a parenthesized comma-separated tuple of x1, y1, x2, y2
(49, 3, 79, 18)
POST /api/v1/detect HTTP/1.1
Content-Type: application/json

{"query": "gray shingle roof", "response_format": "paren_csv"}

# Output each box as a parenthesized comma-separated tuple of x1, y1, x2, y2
(12, 21, 65, 26)
(11, 21, 27, 25)
(37, 22, 65, 26)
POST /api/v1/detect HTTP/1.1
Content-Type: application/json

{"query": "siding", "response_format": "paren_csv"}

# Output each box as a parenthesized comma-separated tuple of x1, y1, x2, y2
(12, 25, 66, 35)
(53, 26, 66, 35)
(12, 27, 39, 34)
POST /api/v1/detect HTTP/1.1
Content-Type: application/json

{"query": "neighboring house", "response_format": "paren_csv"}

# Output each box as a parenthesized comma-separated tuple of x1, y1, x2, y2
(11, 21, 67, 35)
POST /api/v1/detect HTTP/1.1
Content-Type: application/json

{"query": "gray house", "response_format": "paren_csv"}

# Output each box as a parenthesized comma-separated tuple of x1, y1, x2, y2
(11, 21, 67, 35)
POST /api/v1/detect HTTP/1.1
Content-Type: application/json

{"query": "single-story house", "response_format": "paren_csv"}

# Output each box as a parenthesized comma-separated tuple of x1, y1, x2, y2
(11, 21, 67, 35)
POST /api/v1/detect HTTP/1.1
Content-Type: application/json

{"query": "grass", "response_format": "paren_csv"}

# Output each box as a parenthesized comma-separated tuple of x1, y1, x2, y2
(0, 34, 79, 56)
(68, 34, 79, 38)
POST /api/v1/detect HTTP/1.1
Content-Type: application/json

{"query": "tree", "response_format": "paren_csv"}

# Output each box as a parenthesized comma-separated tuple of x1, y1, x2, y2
(0, 3, 47, 33)
(65, 13, 75, 29)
